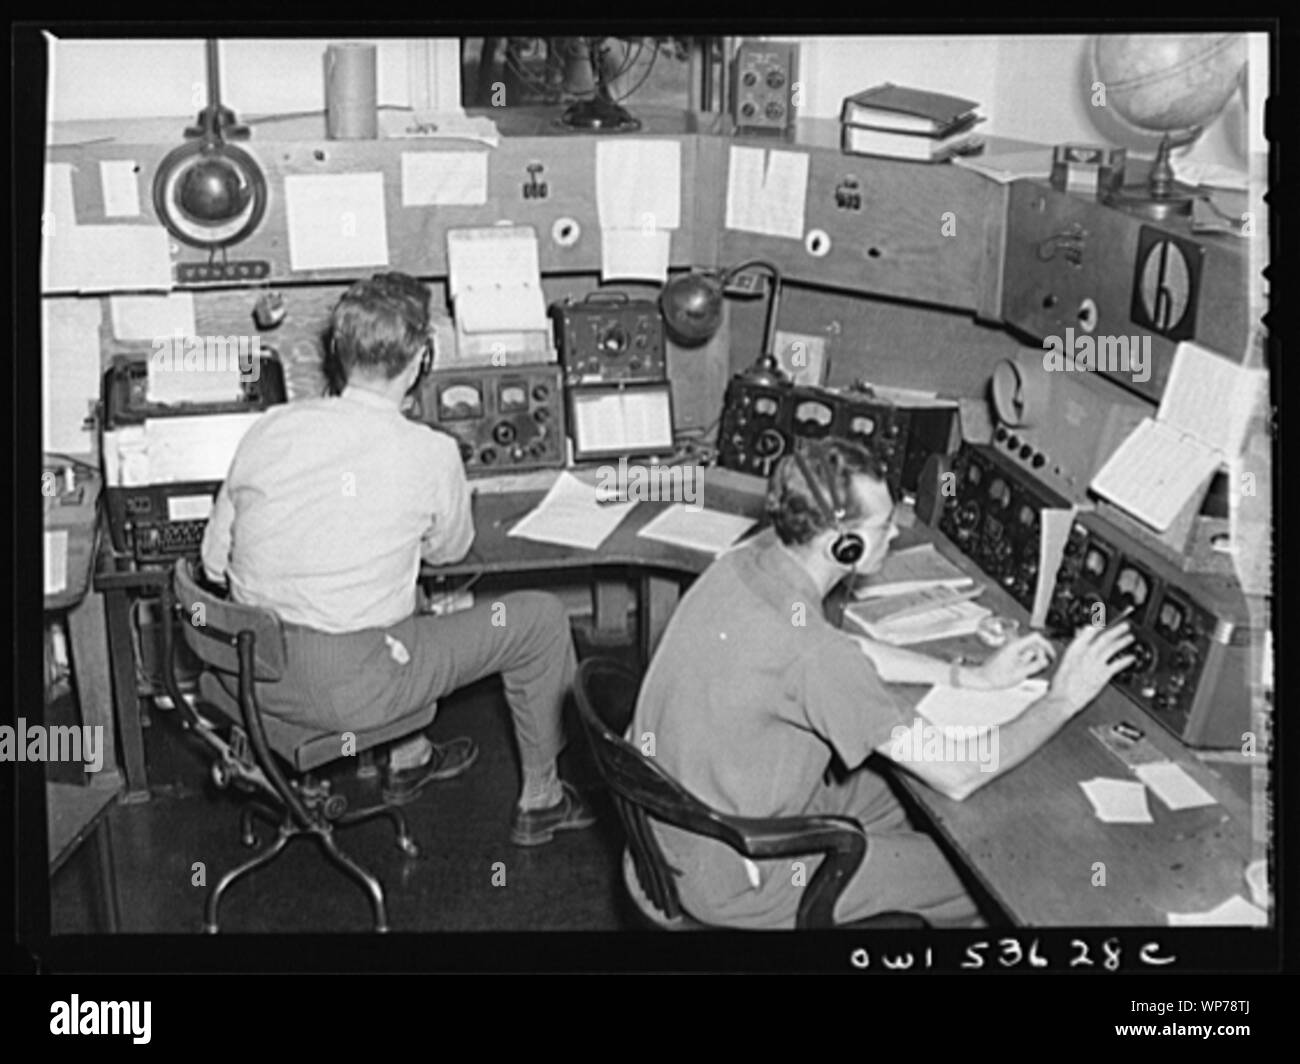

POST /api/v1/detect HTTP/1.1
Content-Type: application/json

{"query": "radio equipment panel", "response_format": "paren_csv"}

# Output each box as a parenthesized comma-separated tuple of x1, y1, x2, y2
(1047, 513, 1252, 748)
(412, 364, 566, 476)
(102, 353, 286, 429)
(731, 40, 799, 136)
(718, 377, 957, 493)
(105, 481, 221, 564)
(550, 293, 667, 385)
(933, 443, 1070, 611)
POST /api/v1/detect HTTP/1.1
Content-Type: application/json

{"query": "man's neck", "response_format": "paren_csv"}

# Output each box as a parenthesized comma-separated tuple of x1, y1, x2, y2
(344, 375, 408, 407)
(780, 541, 849, 599)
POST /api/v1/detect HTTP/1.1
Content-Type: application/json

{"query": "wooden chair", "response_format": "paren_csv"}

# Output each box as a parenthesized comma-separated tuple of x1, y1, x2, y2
(160, 559, 429, 933)
(573, 657, 928, 930)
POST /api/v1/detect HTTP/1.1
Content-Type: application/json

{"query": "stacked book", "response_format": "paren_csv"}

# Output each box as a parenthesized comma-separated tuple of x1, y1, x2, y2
(840, 83, 984, 162)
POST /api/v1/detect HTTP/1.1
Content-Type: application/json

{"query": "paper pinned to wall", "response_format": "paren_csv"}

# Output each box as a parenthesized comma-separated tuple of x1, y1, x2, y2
(400, 151, 488, 206)
(42, 299, 103, 454)
(109, 292, 196, 341)
(44, 530, 69, 596)
(725, 145, 809, 240)
(42, 163, 81, 292)
(75, 226, 173, 292)
(100, 159, 141, 218)
(600, 229, 671, 282)
(447, 226, 547, 333)
(595, 139, 682, 230)
(284, 172, 390, 271)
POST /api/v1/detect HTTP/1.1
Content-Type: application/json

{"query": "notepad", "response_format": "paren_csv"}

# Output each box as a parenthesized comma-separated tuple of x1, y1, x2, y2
(637, 505, 756, 558)
(854, 543, 973, 600)
(1091, 342, 1265, 531)
(447, 226, 548, 334)
(1167, 895, 1267, 927)
(506, 472, 635, 551)
(915, 679, 1047, 730)
(1134, 761, 1218, 810)
(1079, 777, 1153, 824)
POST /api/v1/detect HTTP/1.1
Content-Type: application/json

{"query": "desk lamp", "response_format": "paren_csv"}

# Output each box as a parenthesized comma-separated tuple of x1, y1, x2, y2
(660, 259, 788, 386)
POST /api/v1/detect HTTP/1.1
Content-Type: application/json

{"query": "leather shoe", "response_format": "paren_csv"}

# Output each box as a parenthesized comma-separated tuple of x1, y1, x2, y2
(509, 781, 596, 846)
(382, 737, 479, 805)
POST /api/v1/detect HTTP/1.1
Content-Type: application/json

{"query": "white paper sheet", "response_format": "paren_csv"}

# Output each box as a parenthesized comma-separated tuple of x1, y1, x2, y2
(41, 299, 103, 454)
(117, 413, 264, 486)
(725, 145, 809, 240)
(915, 679, 1047, 730)
(146, 358, 245, 406)
(595, 139, 681, 230)
(1091, 419, 1222, 532)
(109, 292, 196, 341)
(42, 163, 82, 292)
(600, 229, 671, 282)
(1134, 761, 1218, 810)
(400, 151, 488, 206)
(284, 172, 390, 271)
(1031, 507, 1077, 628)
(637, 505, 756, 558)
(843, 599, 990, 645)
(855, 544, 972, 600)
(75, 226, 173, 292)
(100, 159, 141, 217)
(1079, 777, 1154, 824)
(1159, 341, 1263, 457)
(44, 530, 69, 596)
(1167, 895, 1267, 926)
(507, 472, 635, 551)
(570, 388, 674, 455)
(447, 226, 548, 333)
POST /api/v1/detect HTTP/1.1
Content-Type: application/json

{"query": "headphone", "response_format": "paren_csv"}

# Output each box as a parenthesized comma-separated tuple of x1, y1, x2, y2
(792, 447, 865, 567)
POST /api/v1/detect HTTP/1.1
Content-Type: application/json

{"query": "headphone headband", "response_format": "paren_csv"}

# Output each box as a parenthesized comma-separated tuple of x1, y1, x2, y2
(791, 447, 865, 566)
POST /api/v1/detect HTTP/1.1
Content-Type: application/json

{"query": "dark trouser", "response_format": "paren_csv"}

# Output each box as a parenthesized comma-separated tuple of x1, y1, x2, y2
(254, 591, 575, 776)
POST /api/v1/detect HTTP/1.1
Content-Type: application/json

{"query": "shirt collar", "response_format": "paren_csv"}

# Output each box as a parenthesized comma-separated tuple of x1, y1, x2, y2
(750, 527, 826, 609)
(340, 384, 403, 412)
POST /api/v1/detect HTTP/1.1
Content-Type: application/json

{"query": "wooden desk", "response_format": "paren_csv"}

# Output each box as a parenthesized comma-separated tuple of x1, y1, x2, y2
(862, 520, 1258, 927)
(93, 466, 770, 799)
(44, 471, 122, 791)
(47, 782, 121, 932)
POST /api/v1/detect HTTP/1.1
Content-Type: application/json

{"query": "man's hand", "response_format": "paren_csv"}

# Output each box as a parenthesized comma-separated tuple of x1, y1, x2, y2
(1049, 622, 1136, 714)
(967, 633, 1056, 689)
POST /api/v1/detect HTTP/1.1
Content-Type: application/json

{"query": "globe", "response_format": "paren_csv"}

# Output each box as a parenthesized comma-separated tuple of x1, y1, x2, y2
(1091, 33, 1246, 218)
(1093, 33, 1246, 136)
(660, 272, 725, 347)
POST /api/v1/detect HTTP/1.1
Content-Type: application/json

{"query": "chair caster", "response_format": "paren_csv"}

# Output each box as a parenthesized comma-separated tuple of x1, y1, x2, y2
(323, 794, 349, 820)
(241, 830, 260, 849)
(397, 835, 421, 859)
(211, 761, 231, 789)
(203, 922, 219, 934)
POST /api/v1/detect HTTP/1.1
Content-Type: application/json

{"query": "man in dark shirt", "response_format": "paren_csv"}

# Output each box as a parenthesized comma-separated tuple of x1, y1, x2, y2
(631, 437, 1134, 927)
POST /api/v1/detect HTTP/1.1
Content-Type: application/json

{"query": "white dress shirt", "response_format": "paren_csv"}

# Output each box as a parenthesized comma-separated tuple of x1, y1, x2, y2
(201, 385, 474, 633)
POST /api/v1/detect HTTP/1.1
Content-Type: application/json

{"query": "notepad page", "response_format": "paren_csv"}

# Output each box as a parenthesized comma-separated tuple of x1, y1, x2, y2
(1090, 418, 1221, 532)
(636, 505, 756, 558)
(1159, 341, 1263, 457)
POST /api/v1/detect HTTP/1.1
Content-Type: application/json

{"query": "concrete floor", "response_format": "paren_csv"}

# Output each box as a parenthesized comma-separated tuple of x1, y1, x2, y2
(51, 629, 646, 934)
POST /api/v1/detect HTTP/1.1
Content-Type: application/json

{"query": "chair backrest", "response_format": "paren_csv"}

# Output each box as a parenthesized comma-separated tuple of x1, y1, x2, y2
(172, 558, 286, 682)
(573, 657, 765, 922)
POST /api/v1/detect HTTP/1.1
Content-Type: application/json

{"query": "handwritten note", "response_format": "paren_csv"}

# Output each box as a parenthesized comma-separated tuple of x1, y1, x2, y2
(725, 146, 809, 240)
(284, 173, 390, 271)
(400, 151, 488, 206)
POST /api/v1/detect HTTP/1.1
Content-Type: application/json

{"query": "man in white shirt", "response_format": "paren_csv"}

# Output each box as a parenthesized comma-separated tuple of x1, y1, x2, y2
(202, 272, 594, 846)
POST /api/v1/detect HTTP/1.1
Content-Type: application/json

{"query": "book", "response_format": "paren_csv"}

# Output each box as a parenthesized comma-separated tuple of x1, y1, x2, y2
(841, 116, 985, 161)
(845, 583, 986, 629)
(841, 82, 979, 135)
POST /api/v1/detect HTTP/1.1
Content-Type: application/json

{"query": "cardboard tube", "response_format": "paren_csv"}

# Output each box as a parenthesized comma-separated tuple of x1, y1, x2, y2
(325, 43, 378, 139)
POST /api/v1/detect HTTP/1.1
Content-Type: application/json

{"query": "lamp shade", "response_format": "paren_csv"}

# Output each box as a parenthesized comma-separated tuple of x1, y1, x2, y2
(660, 272, 725, 347)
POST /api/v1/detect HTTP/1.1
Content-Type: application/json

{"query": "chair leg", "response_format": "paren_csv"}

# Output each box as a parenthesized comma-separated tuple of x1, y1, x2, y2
(238, 799, 282, 849)
(336, 803, 421, 858)
(314, 828, 390, 933)
(204, 828, 294, 933)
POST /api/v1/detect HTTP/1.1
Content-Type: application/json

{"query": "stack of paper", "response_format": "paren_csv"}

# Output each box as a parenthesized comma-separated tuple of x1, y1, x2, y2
(595, 139, 681, 282)
(507, 472, 635, 552)
(636, 505, 756, 558)
(854, 543, 973, 600)
(1091, 342, 1265, 531)
(844, 597, 991, 646)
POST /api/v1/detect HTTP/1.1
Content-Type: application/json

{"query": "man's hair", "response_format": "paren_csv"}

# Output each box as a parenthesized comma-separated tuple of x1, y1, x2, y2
(328, 272, 431, 382)
(765, 437, 891, 547)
